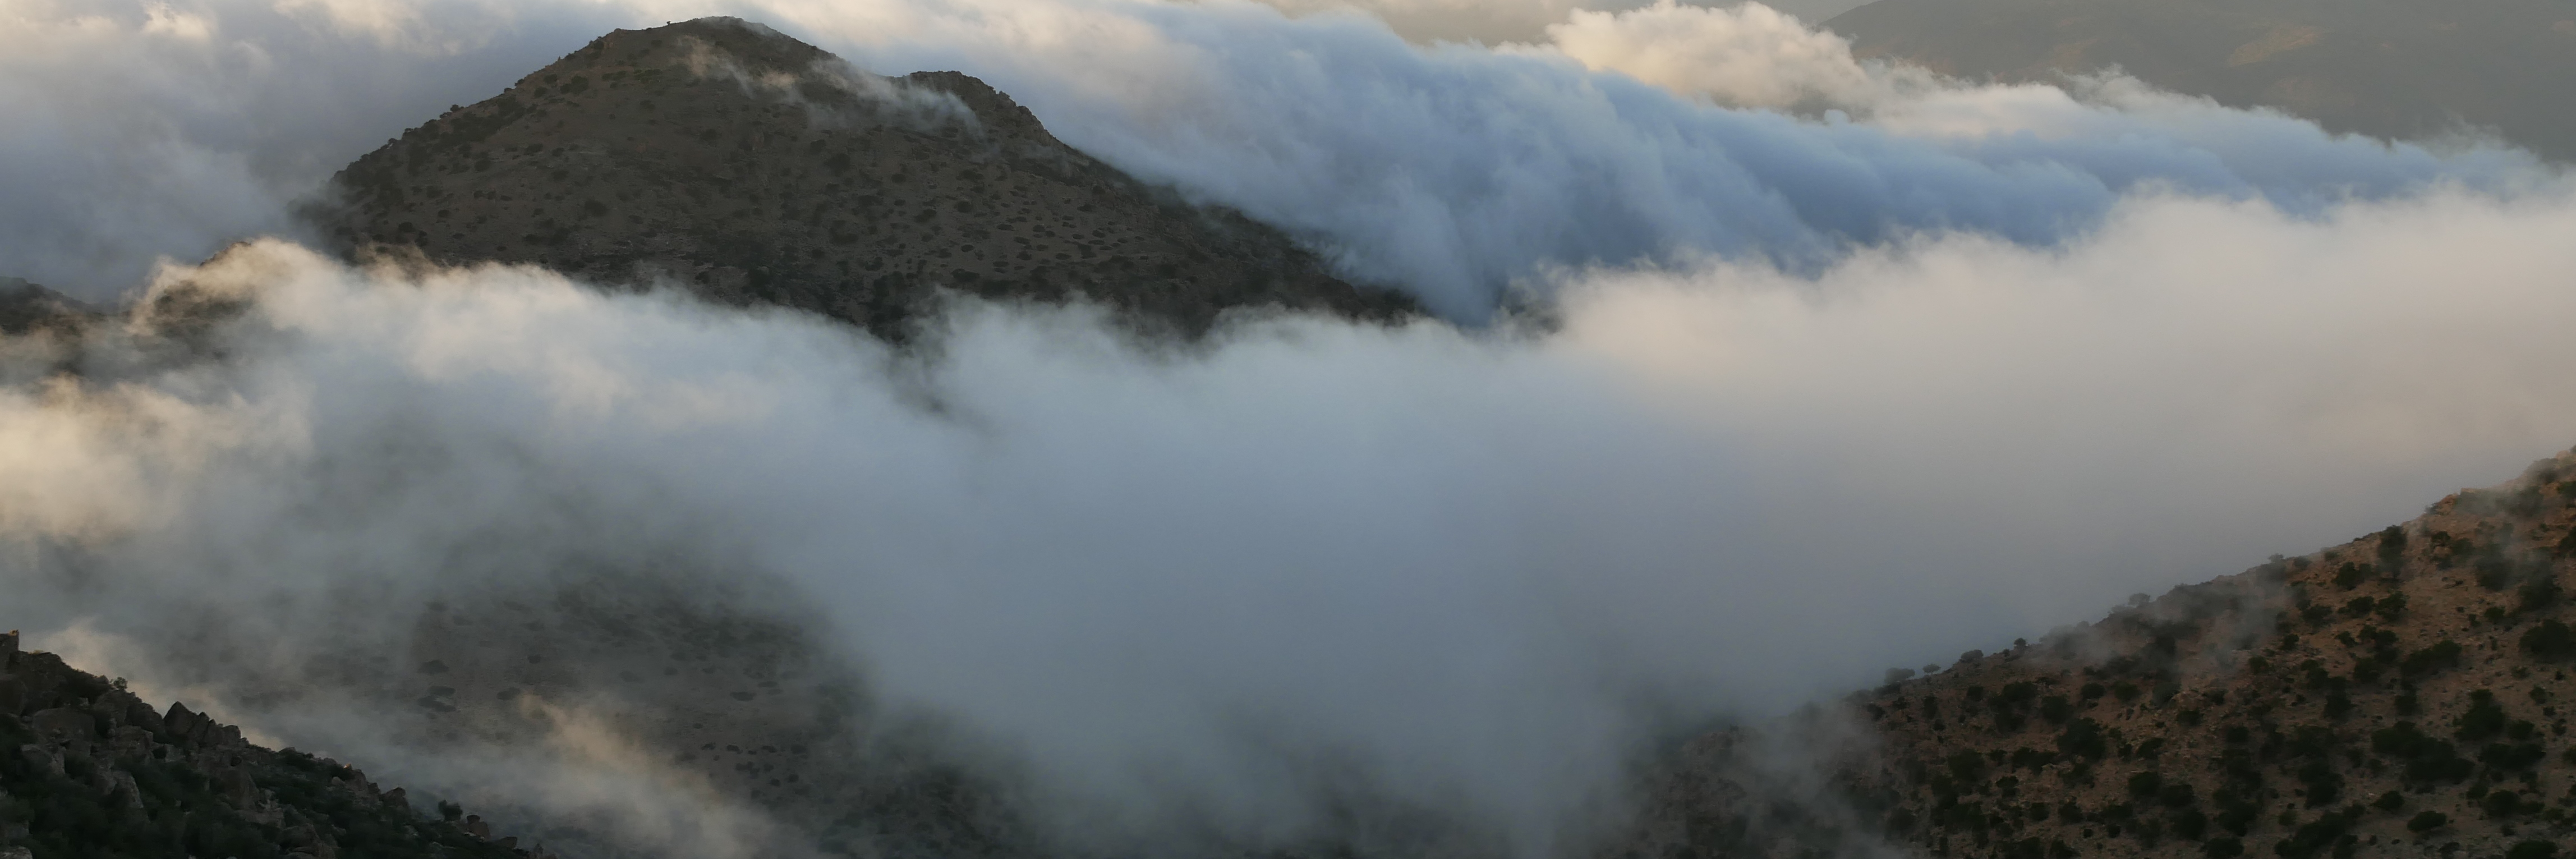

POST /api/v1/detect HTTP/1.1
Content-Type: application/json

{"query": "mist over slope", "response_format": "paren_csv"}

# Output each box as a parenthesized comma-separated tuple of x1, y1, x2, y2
(1635, 451, 2576, 859)
(0, 632, 550, 858)
(11, 185, 2576, 855)
(4, 2, 2576, 858)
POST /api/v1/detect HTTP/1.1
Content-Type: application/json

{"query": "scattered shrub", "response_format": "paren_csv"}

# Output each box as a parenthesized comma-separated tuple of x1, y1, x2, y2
(2058, 719, 2108, 761)
(2402, 640, 2463, 677)
(2485, 742, 2546, 769)
(2458, 691, 2508, 741)
(2522, 579, 2564, 613)
(2377, 526, 2407, 561)
(2407, 811, 2450, 832)
(2524, 621, 2575, 659)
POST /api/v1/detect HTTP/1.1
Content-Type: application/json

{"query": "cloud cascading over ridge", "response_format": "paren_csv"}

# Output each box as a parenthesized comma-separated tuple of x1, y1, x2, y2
(3, 0, 2559, 316)
(8, 1, 2576, 856)
(9, 183, 2576, 855)
(750, 0, 2554, 317)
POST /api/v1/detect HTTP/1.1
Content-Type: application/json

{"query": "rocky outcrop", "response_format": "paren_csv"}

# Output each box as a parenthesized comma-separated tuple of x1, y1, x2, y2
(0, 631, 546, 859)
(313, 17, 1416, 339)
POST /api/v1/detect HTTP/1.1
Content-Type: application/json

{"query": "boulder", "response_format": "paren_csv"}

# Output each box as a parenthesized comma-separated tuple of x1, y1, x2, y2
(112, 724, 154, 759)
(213, 766, 262, 807)
(17, 743, 61, 777)
(0, 675, 22, 715)
(27, 706, 95, 741)
(107, 769, 144, 809)
(164, 700, 201, 738)
(126, 698, 163, 733)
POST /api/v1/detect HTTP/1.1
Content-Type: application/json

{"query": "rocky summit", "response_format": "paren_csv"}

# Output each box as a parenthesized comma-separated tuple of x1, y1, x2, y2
(314, 17, 1414, 338)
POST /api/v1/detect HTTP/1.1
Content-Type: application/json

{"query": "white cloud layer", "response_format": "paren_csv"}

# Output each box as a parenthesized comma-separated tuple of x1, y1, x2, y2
(7, 0, 2576, 855)
(9, 183, 2576, 853)
(3, 0, 2557, 318)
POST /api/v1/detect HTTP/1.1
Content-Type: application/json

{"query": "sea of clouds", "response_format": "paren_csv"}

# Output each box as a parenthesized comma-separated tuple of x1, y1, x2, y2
(4, 1, 2575, 856)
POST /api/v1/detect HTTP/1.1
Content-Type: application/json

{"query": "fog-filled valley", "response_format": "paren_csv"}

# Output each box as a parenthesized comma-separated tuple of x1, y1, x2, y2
(4, 2, 2575, 858)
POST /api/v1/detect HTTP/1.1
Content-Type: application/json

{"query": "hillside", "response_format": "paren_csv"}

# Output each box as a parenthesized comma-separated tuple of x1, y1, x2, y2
(1630, 448, 2576, 858)
(311, 17, 1414, 338)
(0, 631, 545, 859)
(1824, 0, 2576, 162)
(0, 279, 90, 338)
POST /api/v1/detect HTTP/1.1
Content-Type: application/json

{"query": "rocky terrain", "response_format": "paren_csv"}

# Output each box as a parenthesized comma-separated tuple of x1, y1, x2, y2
(1631, 447, 2576, 858)
(1825, 0, 2576, 162)
(311, 17, 1414, 339)
(0, 630, 545, 859)
(0, 279, 90, 339)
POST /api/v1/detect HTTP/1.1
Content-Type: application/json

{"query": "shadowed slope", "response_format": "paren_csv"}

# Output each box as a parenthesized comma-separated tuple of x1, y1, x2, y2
(0, 631, 546, 859)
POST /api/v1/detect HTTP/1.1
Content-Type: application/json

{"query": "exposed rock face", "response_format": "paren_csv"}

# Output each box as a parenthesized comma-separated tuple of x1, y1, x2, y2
(314, 17, 1415, 338)
(1625, 448, 2576, 858)
(1826, 0, 2576, 162)
(0, 631, 545, 859)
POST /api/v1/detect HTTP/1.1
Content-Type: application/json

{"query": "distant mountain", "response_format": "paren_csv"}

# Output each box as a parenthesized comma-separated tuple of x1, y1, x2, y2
(1629, 447, 2576, 858)
(0, 631, 544, 859)
(1825, 0, 2576, 162)
(312, 17, 1414, 339)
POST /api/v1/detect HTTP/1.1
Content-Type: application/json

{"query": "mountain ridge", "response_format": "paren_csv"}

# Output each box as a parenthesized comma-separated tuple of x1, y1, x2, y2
(311, 17, 1416, 340)
(0, 630, 549, 859)
(1630, 447, 2576, 858)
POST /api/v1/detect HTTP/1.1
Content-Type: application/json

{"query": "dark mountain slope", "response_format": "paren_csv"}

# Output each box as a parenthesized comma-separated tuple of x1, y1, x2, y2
(314, 17, 1414, 338)
(0, 279, 93, 338)
(0, 631, 544, 859)
(1825, 0, 2576, 162)
(1627, 447, 2576, 858)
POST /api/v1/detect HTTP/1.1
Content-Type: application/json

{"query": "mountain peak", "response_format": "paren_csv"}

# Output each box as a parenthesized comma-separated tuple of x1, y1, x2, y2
(315, 20, 1412, 338)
